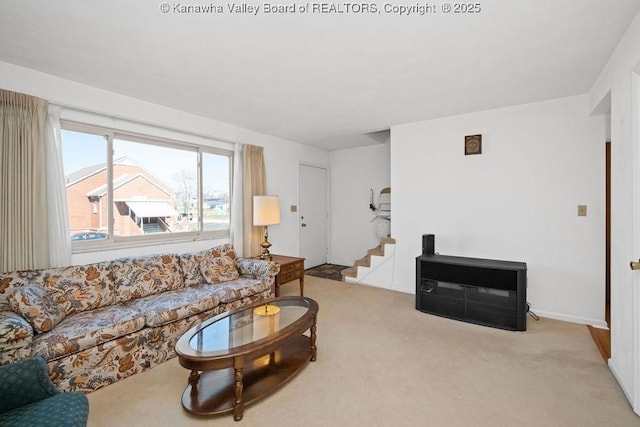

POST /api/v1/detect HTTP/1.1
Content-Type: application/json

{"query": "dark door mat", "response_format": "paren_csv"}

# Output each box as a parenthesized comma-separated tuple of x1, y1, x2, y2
(304, 264, 350, 281)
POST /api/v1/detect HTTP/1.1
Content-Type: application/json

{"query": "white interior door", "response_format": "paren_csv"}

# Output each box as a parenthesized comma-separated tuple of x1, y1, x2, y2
(615, 71, 640, 415)
(299, 164, 328, 269)
(608, 71, 640, 417)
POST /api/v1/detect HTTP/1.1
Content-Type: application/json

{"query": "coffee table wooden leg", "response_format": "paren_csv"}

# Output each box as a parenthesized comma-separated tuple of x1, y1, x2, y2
(310, 319, 317, 362)
(188, 370, 200, 399)
(233, 358, 244, 421)
(188, 369, 200, 385)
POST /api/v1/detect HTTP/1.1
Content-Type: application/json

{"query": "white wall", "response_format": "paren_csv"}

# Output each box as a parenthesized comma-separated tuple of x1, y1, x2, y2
(0, 60, 328, 264)
(329, 141, 390, 266)
(391, 95, 607, 327)
(589, 10, 640, 409)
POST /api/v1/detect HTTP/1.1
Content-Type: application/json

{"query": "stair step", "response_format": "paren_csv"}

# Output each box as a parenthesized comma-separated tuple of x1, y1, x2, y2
(368, 246, 384, 256)
(343, 237, 396, 282)
(354, 256, 370, 268)
(341, 267, 357, 279)
(143, 223, 163, 234)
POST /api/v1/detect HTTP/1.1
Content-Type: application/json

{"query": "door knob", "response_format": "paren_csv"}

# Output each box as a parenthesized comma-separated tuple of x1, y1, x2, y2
(631, 260, 640, 270)
(301, 223, 307, 227)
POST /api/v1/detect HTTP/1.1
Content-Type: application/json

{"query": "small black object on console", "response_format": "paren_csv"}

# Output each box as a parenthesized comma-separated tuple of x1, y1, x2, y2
(422, 234, 435, 256)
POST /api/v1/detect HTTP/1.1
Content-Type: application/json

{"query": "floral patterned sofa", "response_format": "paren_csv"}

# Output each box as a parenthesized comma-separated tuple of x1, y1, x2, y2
(0, 243, 280, 393)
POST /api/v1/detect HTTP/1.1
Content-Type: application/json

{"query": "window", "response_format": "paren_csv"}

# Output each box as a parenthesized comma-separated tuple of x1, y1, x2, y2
(61, 122, 232, 249)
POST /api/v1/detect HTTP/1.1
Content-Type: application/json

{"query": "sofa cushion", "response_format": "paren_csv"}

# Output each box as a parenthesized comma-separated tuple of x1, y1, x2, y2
(0, 263, 115, 316)
(1, 275, 31, 312)
(210, 243, 238, 259)
(0, 311, 33, 350)
(31, 305, 145, 360)
(124, 285, 221, 327)
(45, 262, 115, 316)
(211, 278, 272, 304)
(0, 391, 89, 427)
(8, 283, 66, 334)
(112, 254, 184, 303)
(180, 243, 239, 286)
(179, 249, 208, 286)
(200, 255, 239, 284)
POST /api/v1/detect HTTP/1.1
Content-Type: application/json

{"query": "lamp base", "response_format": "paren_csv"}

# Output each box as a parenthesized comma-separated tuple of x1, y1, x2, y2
(260, 249, 272, 261)
(260, 227, 272, 260)
(253, 305, 281, 316)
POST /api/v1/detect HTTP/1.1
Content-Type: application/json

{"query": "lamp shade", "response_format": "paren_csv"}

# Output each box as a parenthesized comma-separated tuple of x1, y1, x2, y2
(253, 196, 281, 226)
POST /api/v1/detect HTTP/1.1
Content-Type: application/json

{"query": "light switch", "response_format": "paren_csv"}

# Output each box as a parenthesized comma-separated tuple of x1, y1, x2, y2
(290, 205, 297, 213)
(577, 205, 587, 217)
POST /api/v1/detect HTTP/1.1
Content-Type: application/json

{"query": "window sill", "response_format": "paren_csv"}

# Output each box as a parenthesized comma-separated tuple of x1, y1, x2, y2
(71, 231, 230, 254)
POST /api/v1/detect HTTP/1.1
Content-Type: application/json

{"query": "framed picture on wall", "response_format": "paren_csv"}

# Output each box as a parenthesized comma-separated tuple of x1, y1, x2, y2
(465, 134, 482, 155)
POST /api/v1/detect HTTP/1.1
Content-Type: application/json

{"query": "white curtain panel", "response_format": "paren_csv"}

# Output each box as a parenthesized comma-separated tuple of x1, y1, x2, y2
(230, 142, 244, 256)
(0, 89, 49, 271)
(242, 145, 266, 259)
(45, 105, 71, 267)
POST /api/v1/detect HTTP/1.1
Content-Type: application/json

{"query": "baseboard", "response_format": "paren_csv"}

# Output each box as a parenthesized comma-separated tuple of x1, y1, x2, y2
(389, 284, 414, 295)
(326, 259, 353, 267)
(532, 309, 608, 329)
(608, 359, 634, 407)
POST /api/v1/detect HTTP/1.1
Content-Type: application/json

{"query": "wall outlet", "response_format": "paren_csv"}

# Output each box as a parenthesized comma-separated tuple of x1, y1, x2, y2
(577, 205, 587, 216)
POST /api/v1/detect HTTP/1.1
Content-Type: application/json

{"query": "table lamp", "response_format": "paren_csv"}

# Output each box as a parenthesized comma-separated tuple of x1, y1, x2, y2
(253, 195, 280, 260)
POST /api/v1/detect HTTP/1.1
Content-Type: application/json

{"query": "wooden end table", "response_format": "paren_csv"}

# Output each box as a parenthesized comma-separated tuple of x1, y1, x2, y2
(267, 255, 305, 297)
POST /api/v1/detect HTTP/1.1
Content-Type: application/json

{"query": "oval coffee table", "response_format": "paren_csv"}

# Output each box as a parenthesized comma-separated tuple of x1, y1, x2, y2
(175, 296, 319, 421)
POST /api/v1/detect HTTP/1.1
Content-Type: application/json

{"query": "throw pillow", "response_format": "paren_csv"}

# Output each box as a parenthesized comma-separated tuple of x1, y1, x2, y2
(8, 283, 66, 333)
(180, 249, 207, 286)
(200, 255, 239, 284)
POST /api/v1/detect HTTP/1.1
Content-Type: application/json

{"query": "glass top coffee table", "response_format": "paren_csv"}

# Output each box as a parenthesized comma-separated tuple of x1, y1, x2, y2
(175, 296, 319, 421)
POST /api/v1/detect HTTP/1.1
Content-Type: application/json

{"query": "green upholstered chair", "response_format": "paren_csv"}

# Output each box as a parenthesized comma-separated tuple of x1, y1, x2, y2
(0, 356, 89, 427)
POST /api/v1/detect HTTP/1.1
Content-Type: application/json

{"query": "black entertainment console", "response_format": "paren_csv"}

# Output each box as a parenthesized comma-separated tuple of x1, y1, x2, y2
(415, 236, 527, 331)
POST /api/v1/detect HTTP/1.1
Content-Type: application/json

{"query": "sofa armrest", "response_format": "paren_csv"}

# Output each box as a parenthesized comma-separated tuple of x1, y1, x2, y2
(236, 258, 281, 281)
(0, 356, 59, 413)
(0, 310, 33, 351)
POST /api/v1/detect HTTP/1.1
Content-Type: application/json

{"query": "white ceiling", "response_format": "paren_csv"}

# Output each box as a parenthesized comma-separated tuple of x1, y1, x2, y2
(0, 1, 638, 151)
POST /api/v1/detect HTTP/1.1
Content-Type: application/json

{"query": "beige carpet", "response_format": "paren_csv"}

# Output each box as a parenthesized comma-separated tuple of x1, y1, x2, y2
(87, 276, 639, 426)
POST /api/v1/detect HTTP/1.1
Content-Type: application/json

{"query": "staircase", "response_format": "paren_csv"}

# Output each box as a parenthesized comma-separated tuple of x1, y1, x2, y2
(341, 237, 396, 289)
(143, 223, 163, 234)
